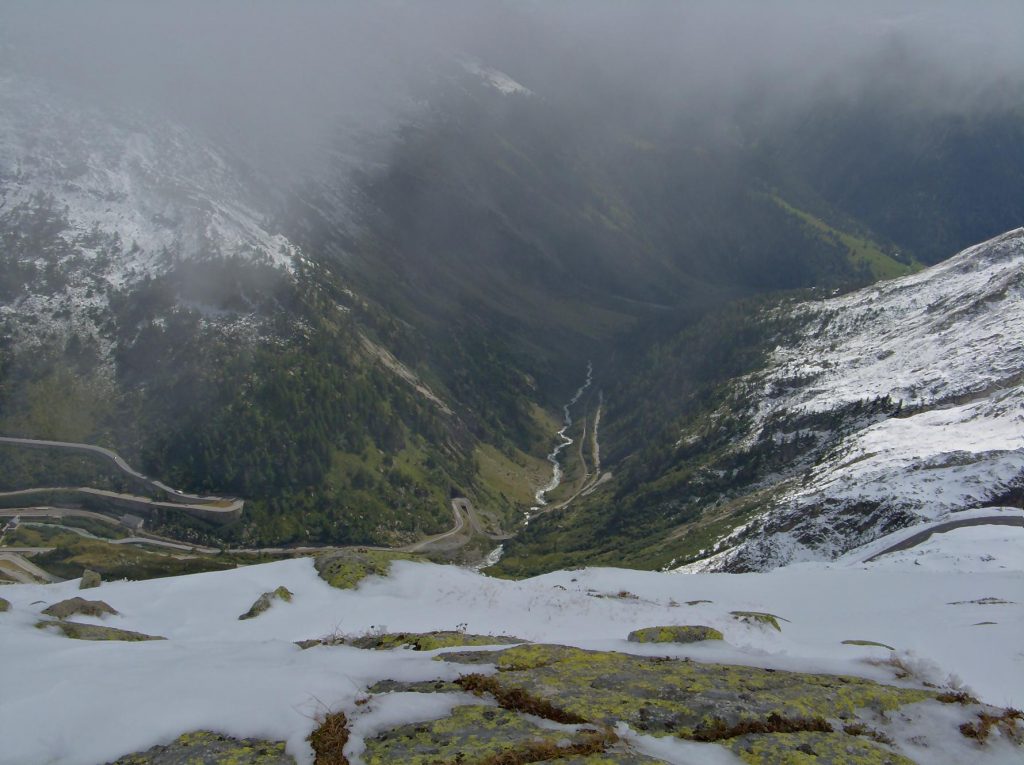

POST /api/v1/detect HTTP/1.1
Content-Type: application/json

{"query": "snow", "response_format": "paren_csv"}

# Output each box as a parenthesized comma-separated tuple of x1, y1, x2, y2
(458, 57, 533, 96)
(785, 385, 1024, 519)
(1, 552, 1021, 764)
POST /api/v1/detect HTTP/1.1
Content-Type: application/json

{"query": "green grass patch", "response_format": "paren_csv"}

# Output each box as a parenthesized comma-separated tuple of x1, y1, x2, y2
(768, 194, 920, 280)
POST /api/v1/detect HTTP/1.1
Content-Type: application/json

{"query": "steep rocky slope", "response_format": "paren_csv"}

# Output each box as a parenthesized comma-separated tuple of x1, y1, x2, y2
(695, 228, 1024, 570)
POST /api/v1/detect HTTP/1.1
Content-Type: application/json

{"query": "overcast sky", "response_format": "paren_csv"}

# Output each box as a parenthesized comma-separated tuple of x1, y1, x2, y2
(2, 1, 1021, 168)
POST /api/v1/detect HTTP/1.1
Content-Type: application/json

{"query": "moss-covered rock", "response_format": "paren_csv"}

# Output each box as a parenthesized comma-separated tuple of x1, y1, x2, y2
(106, 730, 295, 764)
(42, 596, 118, 619)
(0, 596, 10, 612)
(362, 704, 658, 765)
(36, 619, 165, 641)
(315, 549, 426, 590)
(627, 625, 723, 644)
(438, 644, 934, 738)
(730, 611, 787, 631)
(239, 586, 293, 620)
(80, 568, 102, 589)
(727, 730, 915, 764)
(367, 678, 467, 694)
(346, 631, 525, 651)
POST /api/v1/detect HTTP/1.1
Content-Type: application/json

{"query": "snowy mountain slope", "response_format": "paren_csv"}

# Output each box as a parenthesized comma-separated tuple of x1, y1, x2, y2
(0, 75, 299, 348)
(753, 228, 1024, 417)
(0, 552, 1021, 765)
(689, 229, 1024, 571)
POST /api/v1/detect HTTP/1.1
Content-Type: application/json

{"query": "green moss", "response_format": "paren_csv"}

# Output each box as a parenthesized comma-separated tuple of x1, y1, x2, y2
(239, 586, 294, 620)
(0, 596, 10, 612)
(842, 640, 896, 651)
(346, 631, 525, 651)
(108, 730, 294, 764)
(438, 645, 934, 739)
(627, 625, 723, 644)
(36, 619, 165, 642)
(362, 705, 631, 765)
(273, 585, 293, 602)
(728, 731, 916, 765)
(731, 611, 787, 631)
(314, 549, 426, 590)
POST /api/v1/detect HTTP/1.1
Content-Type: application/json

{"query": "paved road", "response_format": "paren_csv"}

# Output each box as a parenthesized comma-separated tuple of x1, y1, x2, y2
(0, 499, 484, 557)
(404, 500, 467, 552)
(0, 552, 60, 583)
(863, 515, 1024, 562)
(0, 486, 243, 520)
(0, 435, 238, 510)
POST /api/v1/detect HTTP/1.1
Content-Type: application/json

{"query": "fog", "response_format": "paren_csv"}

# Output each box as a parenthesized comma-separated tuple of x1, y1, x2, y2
(2, 1, 1022, 173)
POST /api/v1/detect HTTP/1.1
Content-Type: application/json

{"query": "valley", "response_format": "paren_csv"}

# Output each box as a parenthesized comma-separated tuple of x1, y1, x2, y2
(2, 3, 1024, 764)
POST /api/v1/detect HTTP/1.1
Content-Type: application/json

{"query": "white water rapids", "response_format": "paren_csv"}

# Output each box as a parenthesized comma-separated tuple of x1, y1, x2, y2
(526, 361, 593, 522)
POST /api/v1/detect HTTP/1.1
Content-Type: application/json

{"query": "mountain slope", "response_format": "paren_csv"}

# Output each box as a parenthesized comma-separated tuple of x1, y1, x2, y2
(695, 228, 1024, 570)
(496, 229, 1024, 576)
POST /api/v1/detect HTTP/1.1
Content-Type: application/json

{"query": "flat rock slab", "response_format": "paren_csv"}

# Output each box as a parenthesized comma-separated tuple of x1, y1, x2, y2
(36, 619, 165, 642)
(438, 644, 935, 737)
(106, 731, 295, 764)
(362, 704, 664, 765)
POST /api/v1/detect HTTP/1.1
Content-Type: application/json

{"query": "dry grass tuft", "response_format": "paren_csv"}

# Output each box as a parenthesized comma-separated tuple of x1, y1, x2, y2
(471, 728, 618, 765)
(309, 710, 350, 764)
(936, 690, 979, 705)
(843, 722, 894, 745)
(456, 674, 587, 725)
(959, 708, 1023, 745)
(691, 712, 833, 742)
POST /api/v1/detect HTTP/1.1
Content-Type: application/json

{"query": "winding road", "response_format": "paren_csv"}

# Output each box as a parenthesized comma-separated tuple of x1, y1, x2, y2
(0, 436, 242, 522)
(863, 514, 1024, 562)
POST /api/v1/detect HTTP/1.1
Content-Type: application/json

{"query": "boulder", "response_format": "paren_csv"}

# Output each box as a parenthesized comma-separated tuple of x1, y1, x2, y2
(239, 586, 293, 620)
(627, 625, 723, 644)
(105, 730, 294, 764)
(42, 597, 118, 619)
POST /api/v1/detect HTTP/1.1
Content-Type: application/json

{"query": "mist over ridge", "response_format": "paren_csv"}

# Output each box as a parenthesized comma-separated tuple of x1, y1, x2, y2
(3, 0, 1022, 177)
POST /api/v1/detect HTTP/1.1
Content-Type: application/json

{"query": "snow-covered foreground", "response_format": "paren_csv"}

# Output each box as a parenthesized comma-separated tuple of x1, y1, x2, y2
(1, 528, 1022, 765)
